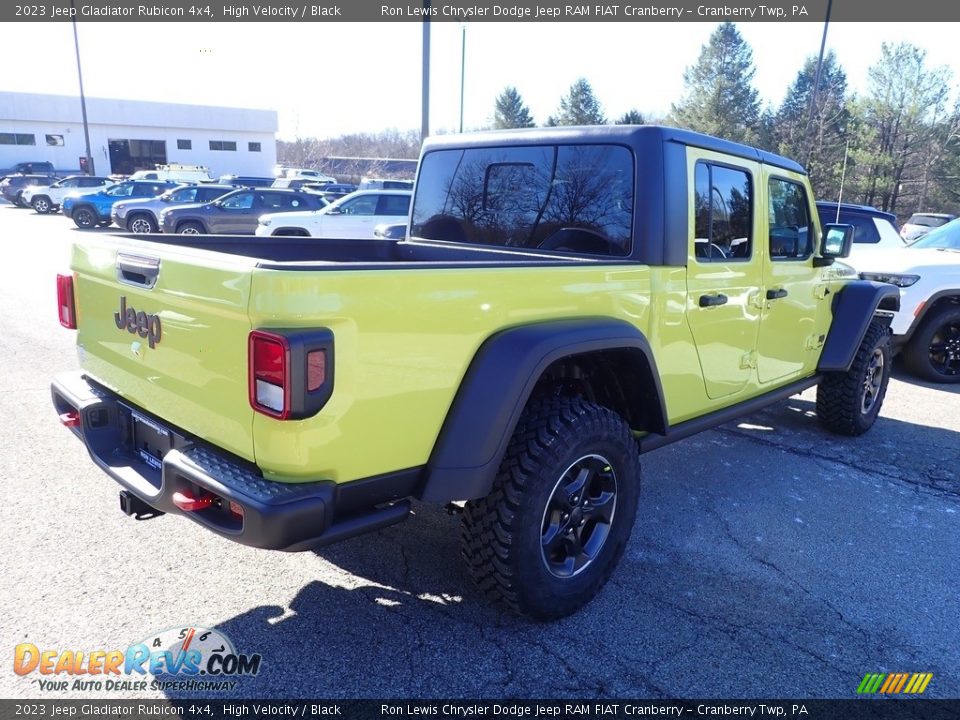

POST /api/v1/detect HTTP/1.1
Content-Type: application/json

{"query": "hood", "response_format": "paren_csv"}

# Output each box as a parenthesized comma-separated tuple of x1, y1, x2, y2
(851, 246, 960, 274)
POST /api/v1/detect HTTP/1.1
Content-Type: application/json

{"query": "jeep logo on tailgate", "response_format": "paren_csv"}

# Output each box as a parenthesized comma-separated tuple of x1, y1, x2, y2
(114, 296, 162, 348)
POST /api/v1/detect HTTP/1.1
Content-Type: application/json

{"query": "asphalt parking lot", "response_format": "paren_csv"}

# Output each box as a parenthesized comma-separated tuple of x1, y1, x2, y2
(0, 202, 957, 701)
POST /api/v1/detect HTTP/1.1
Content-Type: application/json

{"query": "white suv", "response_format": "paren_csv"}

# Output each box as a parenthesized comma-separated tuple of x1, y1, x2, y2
(22, 175, 112, 213)
(256, 190, 411, 239)
(850, 219, 960, 383)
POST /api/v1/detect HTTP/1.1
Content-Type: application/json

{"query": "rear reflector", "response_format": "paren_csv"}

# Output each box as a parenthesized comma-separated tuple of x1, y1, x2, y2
(172, 490, 214, 512)
(307, 349, 326, 392)
(56, 274, 77, 329)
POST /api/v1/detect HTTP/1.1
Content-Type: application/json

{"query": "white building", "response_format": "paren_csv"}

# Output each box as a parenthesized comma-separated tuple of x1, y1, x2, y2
(0, 91, 277, 178)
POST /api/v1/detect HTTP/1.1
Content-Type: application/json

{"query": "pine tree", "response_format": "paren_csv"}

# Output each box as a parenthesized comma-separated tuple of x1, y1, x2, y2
(774, 51, 849, 199)
(669, 22, 761, 144)
(493, 86, 535, 129)
(547, 78, 607, 126)
(846, 43, 951, 213)
(615, 109, 645, 125)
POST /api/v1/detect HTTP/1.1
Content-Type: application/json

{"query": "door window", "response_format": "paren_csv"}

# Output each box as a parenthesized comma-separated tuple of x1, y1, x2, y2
(694, 162, 753, 261)
(767, 178, 812, 260)
(376, 194, 411, 216)
(221, 193, 254, 210)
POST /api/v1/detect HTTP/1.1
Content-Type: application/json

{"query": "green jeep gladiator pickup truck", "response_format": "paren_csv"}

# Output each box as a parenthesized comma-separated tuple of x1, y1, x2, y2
(52, 126, 899, 619)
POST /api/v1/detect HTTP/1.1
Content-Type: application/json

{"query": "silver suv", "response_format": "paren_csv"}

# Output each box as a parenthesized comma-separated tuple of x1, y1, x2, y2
(112, 184, 234, 233)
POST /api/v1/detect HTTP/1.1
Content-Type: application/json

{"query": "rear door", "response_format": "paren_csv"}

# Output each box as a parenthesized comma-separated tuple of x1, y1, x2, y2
(684, 152, 763, 400)
(72, 238, 257, 460)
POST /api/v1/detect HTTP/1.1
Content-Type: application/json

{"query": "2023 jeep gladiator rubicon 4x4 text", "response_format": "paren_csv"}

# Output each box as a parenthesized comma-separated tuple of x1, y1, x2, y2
(52, 127, 898, 619)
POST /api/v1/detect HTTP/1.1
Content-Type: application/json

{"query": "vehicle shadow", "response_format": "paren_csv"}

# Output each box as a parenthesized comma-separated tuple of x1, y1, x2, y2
(161, 397, 959, 700)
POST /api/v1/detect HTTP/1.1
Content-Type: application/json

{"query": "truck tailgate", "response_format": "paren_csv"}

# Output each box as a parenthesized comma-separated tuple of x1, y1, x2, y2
(72, 238, 256, 461)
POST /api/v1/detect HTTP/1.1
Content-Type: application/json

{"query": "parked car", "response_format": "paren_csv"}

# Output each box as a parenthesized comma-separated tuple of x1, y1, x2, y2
(816, 201, 904, 264)
(358, 177, 414, 191)
(304, 182, 358, 202)
(256, 190, 411, 239)
(61, 180, 178, 229)
(112, 184, 235, 233)
(900, 212, 957, 243)
(273, 166, 336, 184)
(22, 175, 113, 214)
(271, 177, 329, 190)
(0, 173, 60, 206)
(852, 218, 960, 382)
(128, 164, 213, 184)
(0, 160, 55, 178)
(217, 175, 276, 188)
(159, 187, 326, 235)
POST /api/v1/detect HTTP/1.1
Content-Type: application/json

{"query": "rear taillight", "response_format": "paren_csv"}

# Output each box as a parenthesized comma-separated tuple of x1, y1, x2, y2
(249, 330, 291, 419)
(56, 274, 76, 329)
(248, 329, 335, 420)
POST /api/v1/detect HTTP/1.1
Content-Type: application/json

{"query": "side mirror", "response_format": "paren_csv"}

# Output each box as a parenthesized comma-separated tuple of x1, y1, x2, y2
(815, 223, 854, 266)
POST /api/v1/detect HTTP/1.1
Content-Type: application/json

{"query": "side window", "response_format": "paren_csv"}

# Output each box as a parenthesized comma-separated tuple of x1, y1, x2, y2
(340, 196, 379, 215)
(376, 194, 411, 216)
(694, 162, 753, 262)
(172, 188, 198, 203)
(60, 178, 78, 188)
(410, 144, 633, 256)
(847, 215, 881, 245)
(221, 193, 254, 210)
(767, 178, 813, 260)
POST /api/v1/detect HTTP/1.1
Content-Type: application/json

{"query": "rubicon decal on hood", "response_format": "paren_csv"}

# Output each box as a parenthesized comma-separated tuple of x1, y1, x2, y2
(114, 296, 162, 348)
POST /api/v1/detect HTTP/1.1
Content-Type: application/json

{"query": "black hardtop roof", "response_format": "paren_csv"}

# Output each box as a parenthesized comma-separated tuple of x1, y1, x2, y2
(421, 125, 806, 175)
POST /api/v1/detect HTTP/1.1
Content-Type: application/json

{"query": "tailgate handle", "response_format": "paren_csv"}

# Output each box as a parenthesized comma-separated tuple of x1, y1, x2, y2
(117, 253, 160, 289)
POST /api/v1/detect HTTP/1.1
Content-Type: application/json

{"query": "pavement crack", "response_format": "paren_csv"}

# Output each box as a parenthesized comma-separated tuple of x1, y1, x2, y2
(716, 426, 960, 501)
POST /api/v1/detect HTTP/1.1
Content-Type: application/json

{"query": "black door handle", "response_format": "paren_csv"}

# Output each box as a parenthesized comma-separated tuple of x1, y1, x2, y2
(766, 288, 788, 300)
(699, 293, 729, 307)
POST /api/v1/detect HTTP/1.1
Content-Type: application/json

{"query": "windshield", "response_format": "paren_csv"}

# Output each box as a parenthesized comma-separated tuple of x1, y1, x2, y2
(909, 218, 960, 250)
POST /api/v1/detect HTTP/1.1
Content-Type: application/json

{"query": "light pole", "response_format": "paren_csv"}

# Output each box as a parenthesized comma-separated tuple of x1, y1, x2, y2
(459, 23, 466, 133)
(421, 1, 431, 142)
(70, 0, 95, 175)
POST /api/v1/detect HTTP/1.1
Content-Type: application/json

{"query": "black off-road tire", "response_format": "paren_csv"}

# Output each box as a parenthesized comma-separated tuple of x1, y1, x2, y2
(460, 397, 641, 620)
(816, 321, 892, 436)
(902, 305, 960, 384)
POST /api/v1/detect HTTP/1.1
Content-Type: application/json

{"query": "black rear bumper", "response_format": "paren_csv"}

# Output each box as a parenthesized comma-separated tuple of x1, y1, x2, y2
(51, 371, 415, 551)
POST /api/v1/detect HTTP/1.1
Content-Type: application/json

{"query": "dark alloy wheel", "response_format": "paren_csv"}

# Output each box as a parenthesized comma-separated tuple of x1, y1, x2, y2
(817, 321, 892, 436)
(540, 454, 618, 579)
(72, 207, 96, 229)
(128, 214, 157, 234)
(461, 396, 640, 620)
(904, 305, 960, 383)
(32, 196, 51, 214)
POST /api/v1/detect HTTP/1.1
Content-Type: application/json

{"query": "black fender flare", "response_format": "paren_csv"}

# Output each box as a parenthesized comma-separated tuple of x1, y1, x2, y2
(420, 317, 667, 503)
(818, 280, 900, 372)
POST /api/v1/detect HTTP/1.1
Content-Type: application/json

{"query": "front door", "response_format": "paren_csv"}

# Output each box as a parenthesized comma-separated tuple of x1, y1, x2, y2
(685, 153, 763, 400)
(756, 173, 824, 383)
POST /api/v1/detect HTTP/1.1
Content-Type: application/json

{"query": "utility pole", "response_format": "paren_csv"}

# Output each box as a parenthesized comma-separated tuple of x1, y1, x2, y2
(804, 0, 833, 167)
(70, 0, 95, 175)
(421, 1, 430, 142)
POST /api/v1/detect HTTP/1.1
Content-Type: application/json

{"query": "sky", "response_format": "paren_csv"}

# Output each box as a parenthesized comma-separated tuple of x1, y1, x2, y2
(4, 20, 960, 140)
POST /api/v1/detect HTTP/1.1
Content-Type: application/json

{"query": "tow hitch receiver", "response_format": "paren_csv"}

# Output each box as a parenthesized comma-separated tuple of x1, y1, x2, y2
(119, 490, 163, 519)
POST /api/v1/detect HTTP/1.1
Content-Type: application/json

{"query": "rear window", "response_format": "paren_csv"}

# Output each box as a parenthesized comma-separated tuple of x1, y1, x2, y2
(411, 144, 634, 257)
(908, 214, 952, 228)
